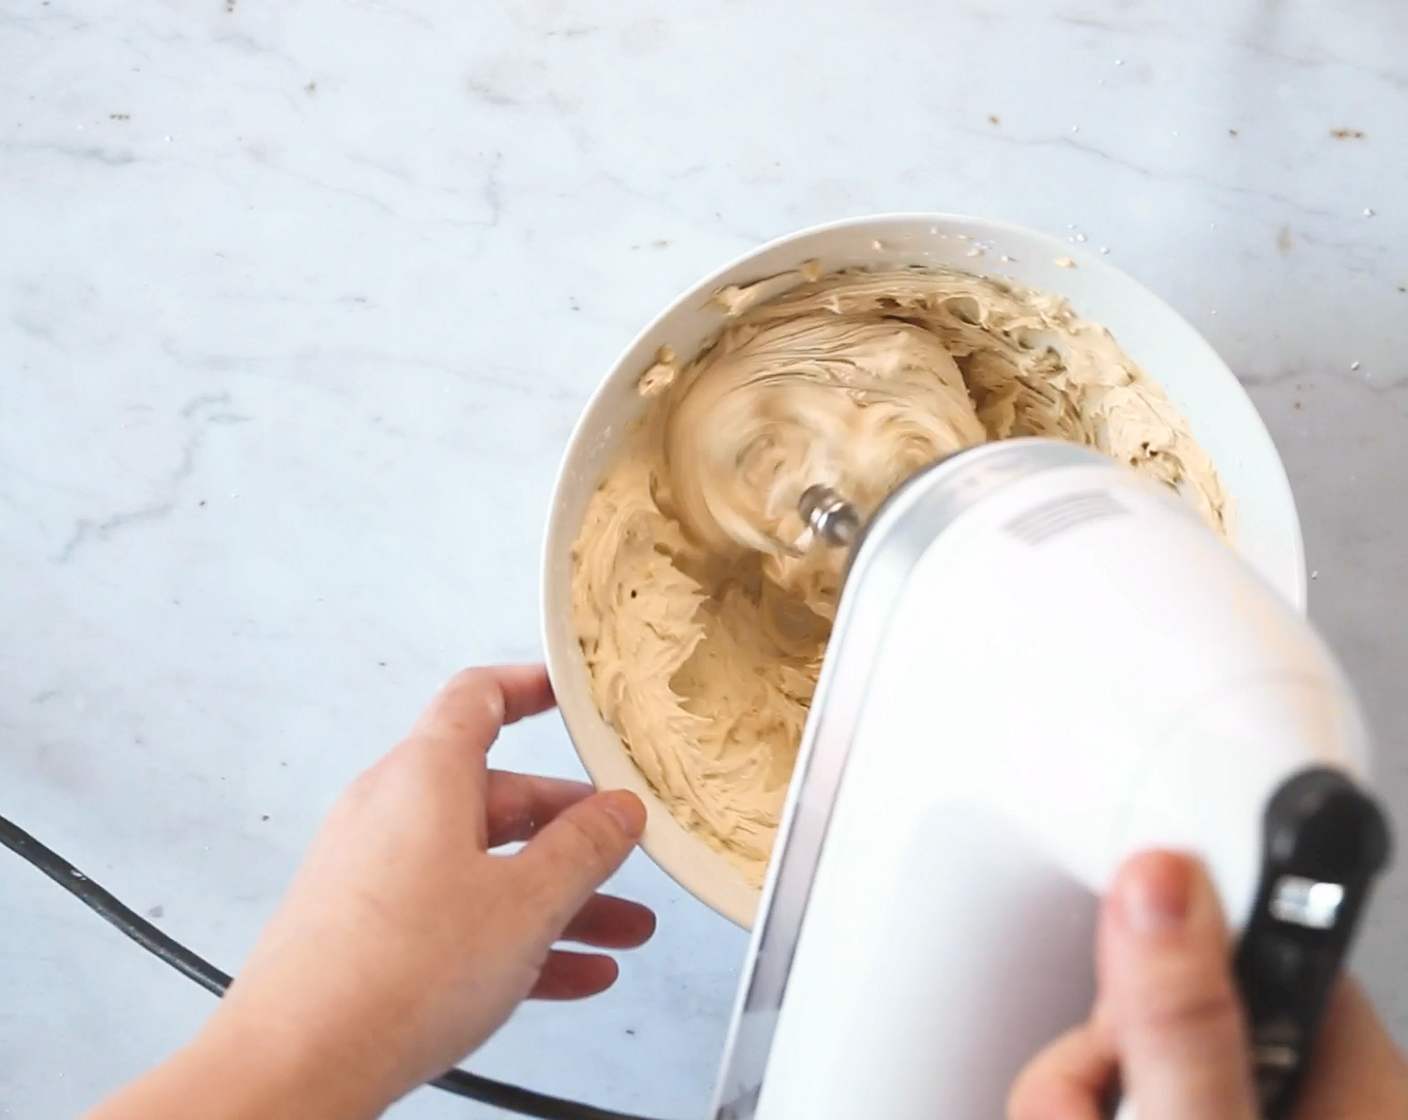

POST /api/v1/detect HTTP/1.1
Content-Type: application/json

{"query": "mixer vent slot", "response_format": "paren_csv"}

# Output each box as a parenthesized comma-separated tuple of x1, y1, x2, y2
(1005, 489, 1127, 545)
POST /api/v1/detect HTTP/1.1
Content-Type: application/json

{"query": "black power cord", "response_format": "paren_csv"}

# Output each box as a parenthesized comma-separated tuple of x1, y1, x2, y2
(0, 812, 669, 1120)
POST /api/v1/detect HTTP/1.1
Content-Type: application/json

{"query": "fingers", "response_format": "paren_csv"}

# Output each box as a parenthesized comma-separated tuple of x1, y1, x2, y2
(485, 664, 556, 725)
(560, 893, 656, 950)
(412, 666, 556, 754)
(1098, 851, 1258, 1120)
(529, 949, 620, 1001)
(1013, 855, 1408, 1120)
(1008, 1019, 1115, 1120)
(513, 790, 647, 941)
(524, 893, 654, 1003)
(485, 772, 595, 848)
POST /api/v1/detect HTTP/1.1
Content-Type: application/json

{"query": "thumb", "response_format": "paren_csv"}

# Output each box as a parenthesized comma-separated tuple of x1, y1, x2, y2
(514, 790, 647, 938)
(1100, 851, 1258, 1120)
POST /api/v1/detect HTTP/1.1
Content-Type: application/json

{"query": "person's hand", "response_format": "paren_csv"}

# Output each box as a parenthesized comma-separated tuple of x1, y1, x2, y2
(1009, 851, 1408, 1120)
(175, 665, 653, 1119)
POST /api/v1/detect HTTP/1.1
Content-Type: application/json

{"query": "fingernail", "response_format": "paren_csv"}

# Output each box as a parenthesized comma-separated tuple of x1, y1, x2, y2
(601, 791, 646, 838)
(1119, 852, 1193, 935)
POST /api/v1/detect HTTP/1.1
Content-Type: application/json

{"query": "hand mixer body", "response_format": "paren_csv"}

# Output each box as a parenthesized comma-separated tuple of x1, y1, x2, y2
(709, 440, 1383, 1120)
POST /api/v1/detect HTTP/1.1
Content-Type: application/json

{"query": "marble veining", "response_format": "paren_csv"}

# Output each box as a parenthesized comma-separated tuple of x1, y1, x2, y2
(2, 0, 1405, 1116)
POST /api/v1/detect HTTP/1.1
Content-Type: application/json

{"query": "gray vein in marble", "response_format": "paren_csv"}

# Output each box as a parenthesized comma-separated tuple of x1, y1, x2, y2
(543, 25, 601, 38)
(955, 124, 1336, 223)
(1294, 228, 1394, 278)
(57, 499, 181, 564)
(465, 79, 520, 108)
(1036, 6, 1407, 93)
(179, 393, 235, 419)
(1239, 35, 1407, 92)
(0, 141, 138, 166)
(1236, 367, 1303, 388)
(160, 340, 243, 375)
(54, 395, 249, 564)
(10, 314, 57, 341)
(1239, 368, 1405, 395)
(231, 149, 396, 218)
(337, 146, 504, 228)
(1051, 12, 1169, 33)
(538, 99, 765, 244)
(347, 0, 436, 32)
(593, 163, 765, 245)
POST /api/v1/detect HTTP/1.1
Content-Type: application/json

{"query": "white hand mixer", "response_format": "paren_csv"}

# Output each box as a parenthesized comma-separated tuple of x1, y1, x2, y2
(708, 438, 1390, 1120)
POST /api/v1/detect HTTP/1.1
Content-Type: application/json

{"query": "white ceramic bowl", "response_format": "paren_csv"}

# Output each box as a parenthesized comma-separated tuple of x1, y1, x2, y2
(541, 214, 1305, 930)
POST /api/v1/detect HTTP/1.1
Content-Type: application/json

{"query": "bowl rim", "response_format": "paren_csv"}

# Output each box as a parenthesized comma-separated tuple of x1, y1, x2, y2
(541, 211, 1306, 930)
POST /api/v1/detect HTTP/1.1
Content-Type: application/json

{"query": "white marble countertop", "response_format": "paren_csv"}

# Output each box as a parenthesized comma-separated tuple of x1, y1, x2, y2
(2, 0, 1405, 1116)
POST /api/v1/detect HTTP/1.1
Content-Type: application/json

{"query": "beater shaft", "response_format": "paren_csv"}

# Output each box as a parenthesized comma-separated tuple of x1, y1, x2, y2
(798, 485, 861, 547)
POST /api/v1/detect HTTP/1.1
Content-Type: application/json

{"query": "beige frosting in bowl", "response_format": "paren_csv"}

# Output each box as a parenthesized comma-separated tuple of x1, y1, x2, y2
(570, 264, 1229, 885)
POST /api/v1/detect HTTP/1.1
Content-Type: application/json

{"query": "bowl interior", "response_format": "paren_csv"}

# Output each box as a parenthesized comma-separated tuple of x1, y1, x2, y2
(542, 214, 1305, 930)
